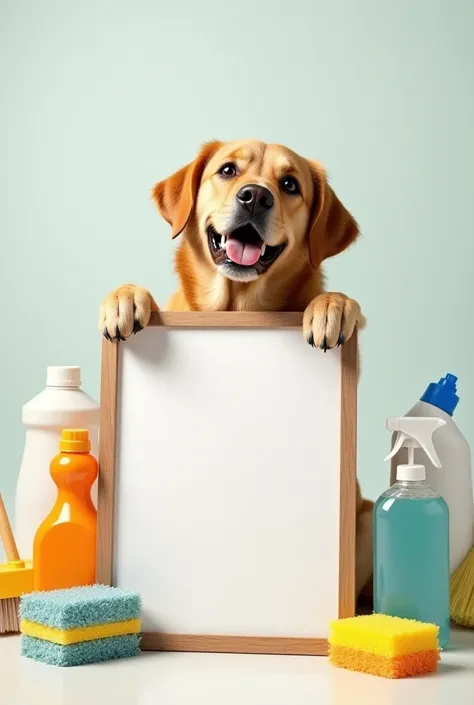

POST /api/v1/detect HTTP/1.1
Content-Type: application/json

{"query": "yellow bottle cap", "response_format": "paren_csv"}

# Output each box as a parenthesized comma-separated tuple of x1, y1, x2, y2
(60, 429, 91, 453)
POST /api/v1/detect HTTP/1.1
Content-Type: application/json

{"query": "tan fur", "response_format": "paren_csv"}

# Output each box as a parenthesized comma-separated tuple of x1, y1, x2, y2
(99, 139, 372, 597)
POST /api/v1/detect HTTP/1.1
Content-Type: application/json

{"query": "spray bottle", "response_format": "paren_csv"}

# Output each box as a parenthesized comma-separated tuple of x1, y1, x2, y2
(374, 417, 450, 647)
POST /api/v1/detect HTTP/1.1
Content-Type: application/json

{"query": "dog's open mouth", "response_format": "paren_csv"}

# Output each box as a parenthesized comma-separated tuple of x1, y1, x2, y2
(207, 224, 286, 278)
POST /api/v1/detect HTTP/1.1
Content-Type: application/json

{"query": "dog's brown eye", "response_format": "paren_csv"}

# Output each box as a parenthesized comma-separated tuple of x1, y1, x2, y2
(281, 176, 300, 195)
(219, 163, 237, 178)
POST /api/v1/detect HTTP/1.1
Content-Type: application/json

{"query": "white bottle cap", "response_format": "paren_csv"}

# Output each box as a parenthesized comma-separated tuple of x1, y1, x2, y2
(46, 366, 81, 388)
(396, 464, 426, 482)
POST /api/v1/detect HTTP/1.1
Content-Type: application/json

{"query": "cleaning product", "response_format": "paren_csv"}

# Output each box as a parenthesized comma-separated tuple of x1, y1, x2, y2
(33, 429, 98, 591)
(0, 493, 33, 633)
(329, 614, 440, 678)
(15, 366, 99, 560)
(390, 374, 473, 575)
(20, 585, 141, 667)
(375, 417, 450, 648)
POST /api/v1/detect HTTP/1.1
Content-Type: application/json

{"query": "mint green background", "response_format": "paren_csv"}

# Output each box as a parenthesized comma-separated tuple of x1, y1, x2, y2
(1, 1, 473, 520)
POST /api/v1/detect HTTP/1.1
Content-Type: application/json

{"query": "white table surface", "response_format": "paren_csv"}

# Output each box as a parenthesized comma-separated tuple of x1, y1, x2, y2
(2, 629, 474, 705)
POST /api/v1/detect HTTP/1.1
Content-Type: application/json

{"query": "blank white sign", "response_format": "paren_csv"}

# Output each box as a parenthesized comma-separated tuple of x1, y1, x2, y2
(113, 325, 344, 641)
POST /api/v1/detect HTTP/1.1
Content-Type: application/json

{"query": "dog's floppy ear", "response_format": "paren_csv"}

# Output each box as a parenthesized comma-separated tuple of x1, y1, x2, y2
(152, 141, 222, 239)
(306, 160, 359, 269)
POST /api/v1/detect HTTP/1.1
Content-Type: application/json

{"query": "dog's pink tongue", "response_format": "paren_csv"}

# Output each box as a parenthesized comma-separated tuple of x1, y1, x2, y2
(226, 238, 261, 266)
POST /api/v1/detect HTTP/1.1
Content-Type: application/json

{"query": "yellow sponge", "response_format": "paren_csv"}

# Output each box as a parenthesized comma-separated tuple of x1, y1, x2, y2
(329, 615, 440, 679)
(20, 618, 141, 645)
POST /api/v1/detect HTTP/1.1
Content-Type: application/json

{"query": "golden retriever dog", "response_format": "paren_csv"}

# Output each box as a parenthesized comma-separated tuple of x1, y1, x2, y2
(100, 139, 373, 596)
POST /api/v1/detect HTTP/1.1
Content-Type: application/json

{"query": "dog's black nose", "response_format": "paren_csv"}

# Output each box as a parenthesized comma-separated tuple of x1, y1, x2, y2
(236, 184, 274, 215)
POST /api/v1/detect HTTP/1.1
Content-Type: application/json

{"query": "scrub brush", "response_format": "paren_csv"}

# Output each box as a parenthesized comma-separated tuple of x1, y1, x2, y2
(451, 547, 474, 628)
(0, 492, 33, 633)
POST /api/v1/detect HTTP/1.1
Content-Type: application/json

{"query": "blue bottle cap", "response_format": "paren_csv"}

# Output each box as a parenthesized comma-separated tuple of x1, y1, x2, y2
(420, 373, 459, 416)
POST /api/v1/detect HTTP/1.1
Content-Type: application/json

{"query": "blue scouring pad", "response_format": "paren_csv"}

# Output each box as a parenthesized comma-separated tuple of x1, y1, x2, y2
(21, 633, 141, 666)
(20, 585, 141, 629)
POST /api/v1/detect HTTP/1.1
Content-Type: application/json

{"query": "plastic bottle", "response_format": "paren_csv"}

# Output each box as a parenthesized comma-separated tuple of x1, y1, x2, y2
(15, 367, 99, 559)
(33, 429, 98, 591)
(389, 374, 473, 574)
(375, 417, 450, 648)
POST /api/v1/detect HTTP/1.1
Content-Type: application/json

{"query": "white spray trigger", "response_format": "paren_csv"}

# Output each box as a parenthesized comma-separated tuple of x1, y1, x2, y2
(384, 417, 446, 468)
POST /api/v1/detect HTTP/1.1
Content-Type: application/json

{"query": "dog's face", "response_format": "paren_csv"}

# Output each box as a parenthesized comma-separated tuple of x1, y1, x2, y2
(196, 141, 315, 283)
(153, 140, 358, 283)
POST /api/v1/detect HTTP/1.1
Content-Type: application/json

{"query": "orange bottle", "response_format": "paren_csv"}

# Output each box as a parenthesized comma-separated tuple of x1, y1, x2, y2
(33, 429, 97, 591)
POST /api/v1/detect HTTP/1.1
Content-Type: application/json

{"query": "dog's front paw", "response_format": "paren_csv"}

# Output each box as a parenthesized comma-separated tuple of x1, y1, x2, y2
(303, 293, 361, 351)
(99, 285, 157, 341)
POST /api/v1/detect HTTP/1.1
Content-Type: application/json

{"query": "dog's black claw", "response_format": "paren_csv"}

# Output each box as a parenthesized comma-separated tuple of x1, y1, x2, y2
(133, 319, 144, 335)
(321, 336, 328, 353)
(114, 327, 126, 342)
(337, 333, 346, 347)
(307, 332, 315, 347)
(103, 328, 112, 342)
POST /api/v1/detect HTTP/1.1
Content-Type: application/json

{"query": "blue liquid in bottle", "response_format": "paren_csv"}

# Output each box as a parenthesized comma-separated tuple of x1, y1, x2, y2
(374, 482, 450, 647)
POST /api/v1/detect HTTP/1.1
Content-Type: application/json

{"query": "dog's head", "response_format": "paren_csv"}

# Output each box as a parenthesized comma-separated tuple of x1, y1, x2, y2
(153, 140, 358, 283)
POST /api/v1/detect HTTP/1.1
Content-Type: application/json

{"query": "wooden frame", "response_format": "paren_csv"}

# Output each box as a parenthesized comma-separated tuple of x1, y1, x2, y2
(97, 312, 357, 655)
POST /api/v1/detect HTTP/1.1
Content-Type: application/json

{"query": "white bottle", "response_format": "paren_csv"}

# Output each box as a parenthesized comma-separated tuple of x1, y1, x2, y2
(15, 366, 99, 559)
(390, 373, 473, 574)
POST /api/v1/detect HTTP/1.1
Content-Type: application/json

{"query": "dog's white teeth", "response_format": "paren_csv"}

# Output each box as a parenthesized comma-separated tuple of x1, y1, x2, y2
(260, 243, 266, 257)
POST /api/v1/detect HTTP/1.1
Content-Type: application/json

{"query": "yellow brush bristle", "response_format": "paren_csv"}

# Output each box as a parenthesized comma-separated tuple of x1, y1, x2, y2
(329, 614, 439, 657)
(451, 547, 474, 628)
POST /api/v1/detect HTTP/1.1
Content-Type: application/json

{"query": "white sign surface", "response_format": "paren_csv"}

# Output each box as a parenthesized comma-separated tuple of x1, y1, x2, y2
(112, 323, 349, 647)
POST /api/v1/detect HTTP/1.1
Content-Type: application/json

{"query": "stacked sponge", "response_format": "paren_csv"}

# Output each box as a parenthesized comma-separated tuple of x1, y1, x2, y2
(329, 614, 440, 678)
(20, 585, 141, 667)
